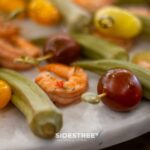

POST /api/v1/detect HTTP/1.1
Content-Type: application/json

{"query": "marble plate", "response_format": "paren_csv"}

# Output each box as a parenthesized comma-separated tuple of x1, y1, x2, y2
(0, 20, 150, 150)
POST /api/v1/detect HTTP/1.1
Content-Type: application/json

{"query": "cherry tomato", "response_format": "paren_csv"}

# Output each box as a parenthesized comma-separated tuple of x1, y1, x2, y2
(131, 51, 150, 70)
(0, 80, 12, 109)
(94, 6, 142, 38)
(28, 0, 60, 25)
(43, 34, 81, 64)
(97, 69, 142, 111)
(0, 0, 26, 13)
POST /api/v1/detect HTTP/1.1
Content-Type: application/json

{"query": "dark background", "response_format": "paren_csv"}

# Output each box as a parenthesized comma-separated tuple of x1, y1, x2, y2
(103, 132, 150, 150)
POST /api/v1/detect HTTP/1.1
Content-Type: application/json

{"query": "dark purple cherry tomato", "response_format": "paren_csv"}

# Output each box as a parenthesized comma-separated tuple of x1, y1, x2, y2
(43, 34, 80, 64)
(97, 69, 142, 111)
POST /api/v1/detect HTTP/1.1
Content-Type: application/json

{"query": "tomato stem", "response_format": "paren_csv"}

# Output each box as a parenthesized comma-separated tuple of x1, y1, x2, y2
(97, 93, 106, 98)
(6, 8, 26, 21)
(98, 16, 114, 29)
(14, 53, 53, 66)
(37, 53, 53, 62)
(81, 92, 106, 104)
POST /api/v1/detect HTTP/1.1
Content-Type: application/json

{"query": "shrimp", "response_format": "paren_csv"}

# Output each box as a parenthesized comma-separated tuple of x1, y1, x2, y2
(74, 0, 115, 12)
(138, 61, 150, 69)
(10, 36, 41, 57)
(126, 6, 150, 17)
(0, 36, 41, 70)
(0, 16, 41, 70)
(35, 64, 88, 106)
(0, 17, 19, 37)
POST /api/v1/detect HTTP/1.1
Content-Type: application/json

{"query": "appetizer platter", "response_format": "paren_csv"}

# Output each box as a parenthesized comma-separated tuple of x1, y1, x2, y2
(0, 0, 150, 149)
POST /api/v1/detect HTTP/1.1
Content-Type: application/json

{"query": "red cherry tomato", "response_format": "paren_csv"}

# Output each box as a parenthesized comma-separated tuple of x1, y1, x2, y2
(43, 34, 81, 64)
(97, 69, 142, 111)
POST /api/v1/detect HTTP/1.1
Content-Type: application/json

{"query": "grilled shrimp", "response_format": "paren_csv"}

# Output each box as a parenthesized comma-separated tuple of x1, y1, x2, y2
(126, 7, 150, 17)
(0, 17, 19, 37)
(0, 16, 41, 70)
(35, 64, 88, 106)
(0, 36, 41, 70)
(74, 0, 115, 12)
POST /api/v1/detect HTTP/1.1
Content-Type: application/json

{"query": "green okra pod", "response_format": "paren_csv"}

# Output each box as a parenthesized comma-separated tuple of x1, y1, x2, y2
(0, 69, 63, 139)
(71, 33, 129, 61)
(138, 16, 150, 38)
(74, 59, 150, 100)
(50, 0, 91, 32)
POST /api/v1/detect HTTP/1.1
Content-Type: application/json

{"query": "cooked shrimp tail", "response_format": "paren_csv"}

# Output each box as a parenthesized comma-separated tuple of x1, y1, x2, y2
(36, 64, 88, 106)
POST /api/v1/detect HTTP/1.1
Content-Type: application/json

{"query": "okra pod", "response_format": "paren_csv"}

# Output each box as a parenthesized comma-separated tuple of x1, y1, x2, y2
(50, 0, 91, 32)
(138, 16, 150, 37)
(0, 69, 63, 139)
(71, 33, 129, 61)
(74, 59, 150, 100)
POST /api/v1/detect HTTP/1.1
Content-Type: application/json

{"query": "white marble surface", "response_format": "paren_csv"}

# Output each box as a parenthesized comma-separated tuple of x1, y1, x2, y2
(0, 70, 102, 150)
(1, 69, 150, 150)
(0, 20, 150, 150)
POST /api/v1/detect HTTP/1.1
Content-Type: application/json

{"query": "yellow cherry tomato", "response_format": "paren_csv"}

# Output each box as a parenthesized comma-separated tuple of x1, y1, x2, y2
(28, 0, 60, 26)
(131, 51, 150, 69)
(0, 0, 26, 13)
(0, 80, 12, 109)
(94, 6, 142, 39)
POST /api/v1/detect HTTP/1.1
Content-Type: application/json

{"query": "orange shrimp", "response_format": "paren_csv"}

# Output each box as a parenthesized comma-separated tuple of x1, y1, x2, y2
(126, 6, 150, 17)
(74, 0, 116, 12)
(0, 36, 41, 70)
(10, 36, 41, 57)
(138, 61, 150, 69)
(35, 64, 88, 106)
(0, 17, 19, 37)
(0, 17, 41, 70)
